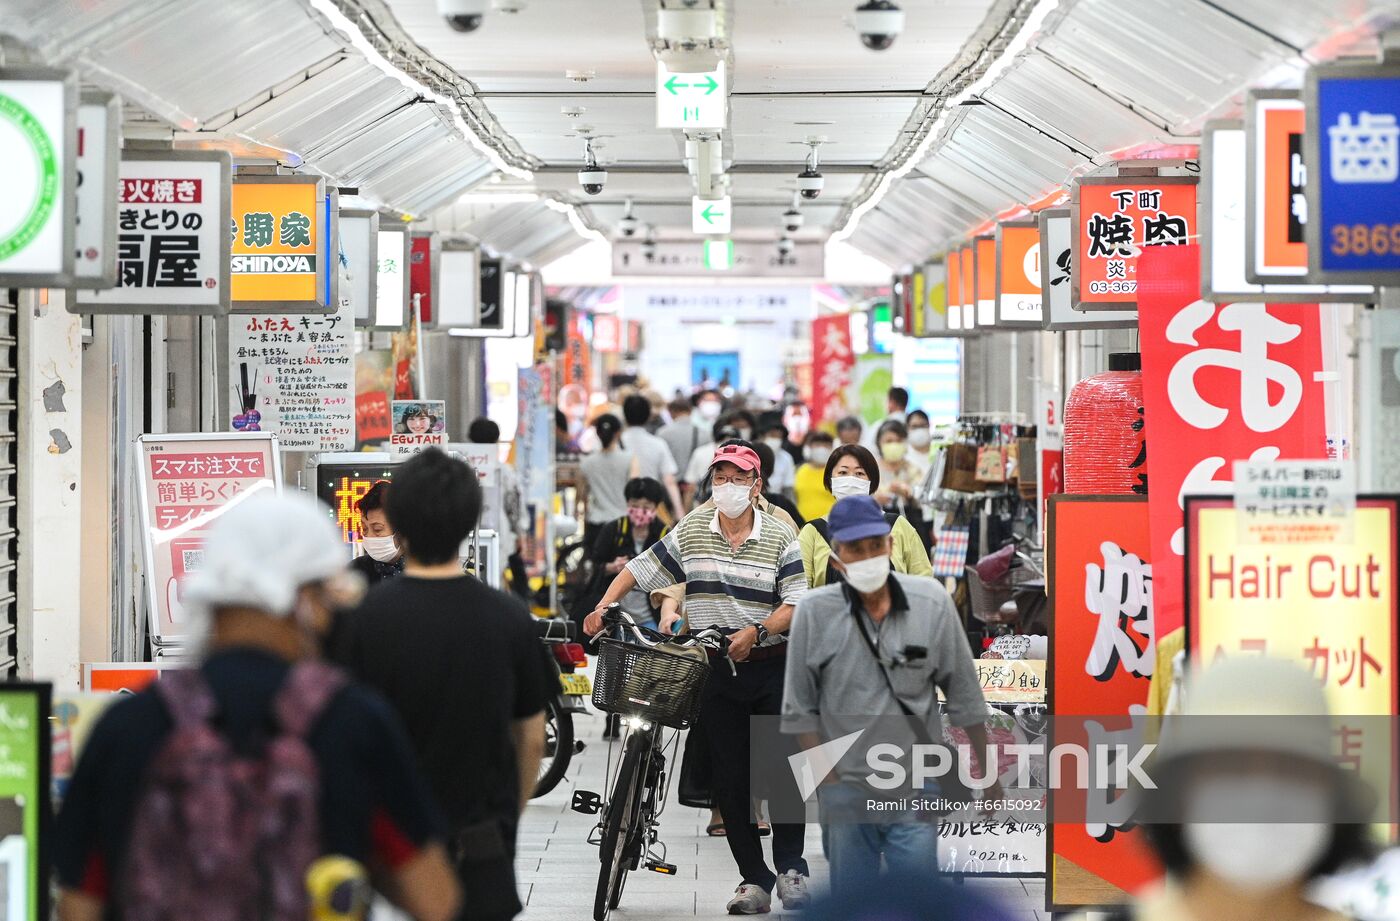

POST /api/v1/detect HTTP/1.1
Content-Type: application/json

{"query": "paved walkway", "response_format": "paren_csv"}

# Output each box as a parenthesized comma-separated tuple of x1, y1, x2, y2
(518, 710, 1048, 920)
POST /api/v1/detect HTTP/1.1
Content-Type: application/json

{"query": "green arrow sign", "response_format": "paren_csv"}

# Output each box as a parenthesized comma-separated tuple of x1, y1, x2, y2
(665, 76, 688, 95)
(699, 75, 718, 95)
(701, 204, 726, 224)
(665, 74, 719, 96)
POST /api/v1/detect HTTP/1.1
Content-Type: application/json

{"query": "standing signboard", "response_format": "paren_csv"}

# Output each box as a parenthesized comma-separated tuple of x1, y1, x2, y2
(437, 241, 479, 328)
(996, 220, 1042, 327)
(1207, 119, 1372, 302)
(390, 400, 446, 457)
(71, 90, 120, 288)
(811, 314, 854, 427)
(1038, 209, 1136, 331)
(410, 232, 440, 327)
(76, 149, 231, 314)
(374, 223, 410, 329)
(0, 684, 50, 921)
(449, 442, 502, 532)
(958, 245, 977, 330)
(1306, 60, 1400, 282)
(136, 433, 282, 645)
(230, 174, 334, 312)
(974, 235, 997, 327)
(0, 67, 76, 287)
(340, 209, 378, 326)
(226, 291, 355, 451)
(1072, 175, 1196, 311)
(1047, 495, 1159, 911)
(1137, 243, 1328, 637)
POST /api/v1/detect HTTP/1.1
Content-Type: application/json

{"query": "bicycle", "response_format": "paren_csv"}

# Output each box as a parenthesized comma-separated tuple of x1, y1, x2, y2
(571, 605, 731, 921)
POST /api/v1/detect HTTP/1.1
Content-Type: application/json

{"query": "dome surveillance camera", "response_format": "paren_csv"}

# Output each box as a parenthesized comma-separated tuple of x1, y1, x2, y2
(642, 239, 658, 260)
(778, 237, 796, 257)
(797, 167, 824, 201)
(578, 167, 608, 195)
(855, 0, 904, 51)
(618, 214, 640, 237)
(439, 0, 487, 32)
(782, 208, 804, 233)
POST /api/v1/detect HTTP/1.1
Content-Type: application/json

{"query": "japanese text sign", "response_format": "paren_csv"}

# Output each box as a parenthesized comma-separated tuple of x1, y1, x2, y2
(136, 433, 281, 643)
(996, 220, 1042, 327)
(1073, 176, 1196, 309)
(374, 225, 410, 329)
(230, 175, 331, 310)
(0, 685, 50, 921)
(1306, 61, 1400, 280)
(1038, 209, 1136, 331)
(1233, 458, 1356, 545)
(1137, 243, 1328, 636)
(811, 314, 854, 427)
(0, 67, 75, 287)
(77, 149, 231, 314)
(390, 400, 446, 457)
(974, 235, 997, 327)
(71, 91, 120, 288)
(1247, 90, 1309, 279)
(1047, 495, 1159, 909)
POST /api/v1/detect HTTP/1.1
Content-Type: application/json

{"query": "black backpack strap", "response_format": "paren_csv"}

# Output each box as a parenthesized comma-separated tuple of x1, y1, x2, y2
(811, 517, 832, 546)
(884, 511, 900, 528)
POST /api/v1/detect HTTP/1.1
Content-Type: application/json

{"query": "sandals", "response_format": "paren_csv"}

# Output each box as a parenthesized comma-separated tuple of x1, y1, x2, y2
(706, 822, 728, 837)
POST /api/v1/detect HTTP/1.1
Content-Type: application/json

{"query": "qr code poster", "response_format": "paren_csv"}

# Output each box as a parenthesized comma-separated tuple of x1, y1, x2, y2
(391, 400, 447, 457)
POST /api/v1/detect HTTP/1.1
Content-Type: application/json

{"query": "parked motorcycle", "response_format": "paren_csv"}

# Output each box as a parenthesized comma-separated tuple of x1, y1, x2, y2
(534, 616, 591, 797)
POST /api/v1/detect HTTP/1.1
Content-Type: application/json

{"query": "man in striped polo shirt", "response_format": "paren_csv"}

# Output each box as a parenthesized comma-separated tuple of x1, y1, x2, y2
(585, 443, 811, 914)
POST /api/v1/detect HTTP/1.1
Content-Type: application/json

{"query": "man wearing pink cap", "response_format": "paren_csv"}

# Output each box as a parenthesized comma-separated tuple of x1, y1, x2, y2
(585, 444, 811, 914)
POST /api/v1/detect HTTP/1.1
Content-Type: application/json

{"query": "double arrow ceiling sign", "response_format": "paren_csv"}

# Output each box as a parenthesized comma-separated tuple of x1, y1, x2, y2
(657, 61, 727, 129)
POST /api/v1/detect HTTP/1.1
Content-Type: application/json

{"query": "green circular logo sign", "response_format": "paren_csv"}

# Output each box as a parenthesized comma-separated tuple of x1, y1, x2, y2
(0, 92, 58, 261)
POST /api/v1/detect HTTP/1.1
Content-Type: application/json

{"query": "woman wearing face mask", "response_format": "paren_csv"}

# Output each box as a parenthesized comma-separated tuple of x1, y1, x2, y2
(577, 478, 671, 640)
(904, 410, 934, 479)
(798, 445, 931, 588)
(872, 420, 921, 509)
(794, 431, 836, 523)
(349, 481, 404, 586)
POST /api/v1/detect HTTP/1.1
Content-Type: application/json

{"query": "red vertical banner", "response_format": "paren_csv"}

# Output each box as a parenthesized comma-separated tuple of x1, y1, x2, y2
(1137, 243, 1327, 635)
(563, 314, 591, 390)
(811, 314, 854, 429)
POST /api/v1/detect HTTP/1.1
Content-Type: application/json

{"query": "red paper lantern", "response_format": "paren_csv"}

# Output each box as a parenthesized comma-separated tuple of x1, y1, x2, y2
(1063, 353, 1146, 495)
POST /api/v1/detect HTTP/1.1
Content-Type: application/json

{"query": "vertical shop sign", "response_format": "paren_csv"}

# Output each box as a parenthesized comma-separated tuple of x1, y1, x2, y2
(974, 235, 997, 327)
(945, 248, 963, 331)
(919, 261, 958, 336)
(1137, 243, 1328, 636)
(77, 150, 231, 314)
(0, 685, 50, 921)
(436, 242, 479, 328)
(1047, 496, 1159, 911)
(1039, 209, 1136, 330)
(517, 364, 554, 506)
(390, 400, 446, 457)
(909, 270, 925, 336)
(410, 232, 439, 327)
(1246, 90, 1309, 280)
(1305, 60, 1400, 281)
(230, 175, 333, 311)
(340, 210, 379, 326)
(226, 292, 355, 451)
(71, 90, 120, 288)
(563, 314, 592, 390)
(811, 314, 854, 427)
(1073, 177, 1196, 310)
(0, 67, 76, 287)
(374, 224, 410, 329)
(136, 433, 281, 643)
(996, 220, 1042, 327)
(959, 245, 977, 330)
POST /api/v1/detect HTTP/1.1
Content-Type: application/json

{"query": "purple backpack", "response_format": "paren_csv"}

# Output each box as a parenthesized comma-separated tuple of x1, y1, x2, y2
(121, 661, 347, 921)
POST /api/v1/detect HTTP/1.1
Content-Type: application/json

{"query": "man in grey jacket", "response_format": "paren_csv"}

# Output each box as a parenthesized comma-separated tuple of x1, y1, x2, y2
(782, 496, 994, 894)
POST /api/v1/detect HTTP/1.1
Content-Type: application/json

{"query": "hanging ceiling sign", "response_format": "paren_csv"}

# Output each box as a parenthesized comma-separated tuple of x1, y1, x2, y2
(230, 174, 335, 312)
(0, 67, 76, 287)
(959, 244, 977, 331)
(1072, 174, 1197, 311)
(612, 238, 823, 276)
(1038, 209, 1135, 331)
(72, 90, 120, 288)
(1305, 60, 1400, 282)
(339, 209, 378, 327)
(974, 234, 997, 327)
(76, 149, 231, 315)
(373, 222, 410, 330)
(451, 256, 510, 337)
(692, 195, 731, 235)
(945, 247, 963, 331)
(996, 220, 1042, 328)
(1203, 120, 1373, 303)
(410, 231, 439, 328)
(656, 60, 726, 130)
(436, 241, 480, 329)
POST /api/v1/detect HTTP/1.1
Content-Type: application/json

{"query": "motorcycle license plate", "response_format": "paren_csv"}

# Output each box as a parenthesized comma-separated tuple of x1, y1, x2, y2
(559, 673, 592, 696)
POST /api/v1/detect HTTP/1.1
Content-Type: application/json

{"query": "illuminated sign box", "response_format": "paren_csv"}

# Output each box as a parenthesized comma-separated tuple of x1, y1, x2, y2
(230, 174, 336, 312)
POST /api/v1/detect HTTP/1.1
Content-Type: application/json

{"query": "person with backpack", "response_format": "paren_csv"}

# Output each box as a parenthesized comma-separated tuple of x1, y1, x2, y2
(54, 493, 460, 921)
(797, 444, 931, 588)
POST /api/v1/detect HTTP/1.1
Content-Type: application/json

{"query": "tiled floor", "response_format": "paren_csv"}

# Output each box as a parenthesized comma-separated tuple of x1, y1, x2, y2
(517, 711, 1048, 920)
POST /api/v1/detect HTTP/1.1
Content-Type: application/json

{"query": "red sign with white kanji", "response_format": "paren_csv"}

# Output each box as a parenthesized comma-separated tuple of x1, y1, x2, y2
(1074, 178, 1197, 309)
(811, 314, 854, 428)
(1138, 244, 1328, 636)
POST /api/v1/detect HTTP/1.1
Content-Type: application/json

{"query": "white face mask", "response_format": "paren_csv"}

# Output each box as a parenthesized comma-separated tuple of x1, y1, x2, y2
(908, 428, 932, 450)
(1181, 777, 1333, 892)
(807, 447, 831, 466)
(698, 400, 722, 420)
(362, 535, 399, 563)
(830, 475, 872, 500)
(712, 482, 754, 519)
(839, 554, 890, 593)
(735, 427, 753, 441)
(763, 437, 784, 452)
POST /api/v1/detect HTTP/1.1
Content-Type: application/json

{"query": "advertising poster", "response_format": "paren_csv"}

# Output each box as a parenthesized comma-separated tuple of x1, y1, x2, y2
(517, 364, 554, 507)
(0, 685, 50, 921)
(810, 314, 854, 428)
(53, 693, 114, 806)
(136, 433, 281, 643)
(354, 350, 394, 450)
(390, 400, 446, 457)
(77, 150, 231, 314)
(1047, 496, 1159, 910)
(974, 235, 997, 327)
(0, 67, 75, 287)
(230, 175, 331, 311)
(226, 292, 355, 451)
(71, 91, 119, 287)
(1072, 176, 1196, 310)
(1137, 243, 1328, 636)
(849, 351, 893, 428)
(996, 220, 1042, 327)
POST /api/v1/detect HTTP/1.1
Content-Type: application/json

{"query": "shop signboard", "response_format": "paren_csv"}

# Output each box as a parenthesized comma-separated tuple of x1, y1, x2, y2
(82, 662, 177, 693)
(0, 684, 50, 921)
(517, 364, 554, 506)
(958, 244, 977, 330)
(996, 220, 1042, 327)
(1203, 120, 1372, 303)
(0, 67, 76, 287)
(230, 174, 334, 311)
(1072, 175, 1197, 311)
(451, 257, 509, 337)
(945, 248, 963, 331)
(974, 235, 997, 327)
(849, 352, 894, 427)
(918, 261, 962, 337)
(1305, 60, 1400, 282)
(1137, 243, 1328, 638)
(72, 90, 120, 288)
(373, 223, 410, 329)
(77, 150, 231, 314)
(1047, 495, 1159, 910)
(226, 291, 355, 452)
(410, 232, 439, 327)
(811, 314, 854, 427)
(390, 400, 446, 458)
(340, 209, 378, 326)
(449, 442, 503, 533)
(136, 433, 281, 645)
(436, 241, 479, 328)
(311, 453, 396, 543)
(1037, 209, 1135, 331)
(908, 270, 925, 336)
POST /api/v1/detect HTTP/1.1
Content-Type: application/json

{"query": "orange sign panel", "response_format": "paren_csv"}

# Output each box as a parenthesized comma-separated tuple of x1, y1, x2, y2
(997, 222, 1042, 325)
(945, 249, 963, 330)
(1253, 95, 1308, 277)
(231, 178, 323, 306)
(959, 245, 976, 329)
(1074, 177, 1197, 308)
(975, 235, 997, 327)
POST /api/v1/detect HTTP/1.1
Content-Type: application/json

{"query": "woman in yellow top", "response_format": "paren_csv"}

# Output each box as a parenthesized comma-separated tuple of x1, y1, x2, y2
(798, 444, 931, 587)
(793, 430, 836, 522)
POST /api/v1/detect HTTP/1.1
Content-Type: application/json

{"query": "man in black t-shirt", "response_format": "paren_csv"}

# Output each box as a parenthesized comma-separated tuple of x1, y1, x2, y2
(336, 448, 547, 921)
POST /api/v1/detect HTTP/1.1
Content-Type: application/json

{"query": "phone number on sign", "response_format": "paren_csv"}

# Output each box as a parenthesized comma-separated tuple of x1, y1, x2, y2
(1329, 223, 1400, 256)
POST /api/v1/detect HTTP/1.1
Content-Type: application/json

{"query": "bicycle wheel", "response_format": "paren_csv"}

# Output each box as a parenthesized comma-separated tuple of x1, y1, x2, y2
(595, 730, 647, 921)
(533, 696, 573, 798)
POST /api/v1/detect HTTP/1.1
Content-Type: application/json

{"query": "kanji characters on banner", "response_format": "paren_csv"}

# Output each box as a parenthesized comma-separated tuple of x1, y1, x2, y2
(811, 314, 854, 428)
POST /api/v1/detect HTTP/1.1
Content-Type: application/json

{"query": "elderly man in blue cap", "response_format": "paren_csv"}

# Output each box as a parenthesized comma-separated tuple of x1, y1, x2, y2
(782, 495, 994, 895)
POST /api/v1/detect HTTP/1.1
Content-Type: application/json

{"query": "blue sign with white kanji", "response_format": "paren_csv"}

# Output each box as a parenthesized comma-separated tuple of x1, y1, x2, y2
(1308, 65, 1400, 278)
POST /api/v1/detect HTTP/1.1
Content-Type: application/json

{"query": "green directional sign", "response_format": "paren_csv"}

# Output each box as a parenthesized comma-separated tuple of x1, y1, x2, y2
(692, 195, 732, 235)
(657, 61, 726, 130)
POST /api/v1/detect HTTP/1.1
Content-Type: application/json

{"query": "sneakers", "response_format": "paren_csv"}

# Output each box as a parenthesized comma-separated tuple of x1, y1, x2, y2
(775, 870, 811, 911)
(726, 884, 772, 915)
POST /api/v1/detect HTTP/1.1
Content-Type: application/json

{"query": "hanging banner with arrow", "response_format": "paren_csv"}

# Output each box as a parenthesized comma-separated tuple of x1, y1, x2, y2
(657, 61, 726, 129)
(692, 195, 731, 234)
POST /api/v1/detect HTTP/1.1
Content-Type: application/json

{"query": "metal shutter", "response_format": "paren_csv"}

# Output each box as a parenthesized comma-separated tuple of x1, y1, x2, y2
(0, 291, 17, 677)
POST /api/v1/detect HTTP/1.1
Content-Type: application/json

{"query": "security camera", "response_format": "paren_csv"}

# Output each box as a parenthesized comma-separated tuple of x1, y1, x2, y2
(855, 1, 904, 50)
(439, 0, 487, 32)
(642, 239, 658, 260)
(619, 214, 640, 237)
(797, 167, 824, 201)
(778, 237, 796, 257)
(578, 167, 608, 196)
(782, 208, 804, 233)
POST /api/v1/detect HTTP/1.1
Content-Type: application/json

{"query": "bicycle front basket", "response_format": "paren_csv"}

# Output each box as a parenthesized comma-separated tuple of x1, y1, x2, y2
(592, 639, 712, 729)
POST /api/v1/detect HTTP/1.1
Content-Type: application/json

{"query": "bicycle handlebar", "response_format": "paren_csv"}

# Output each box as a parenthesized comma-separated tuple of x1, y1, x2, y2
(596, 604, 732, 664)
